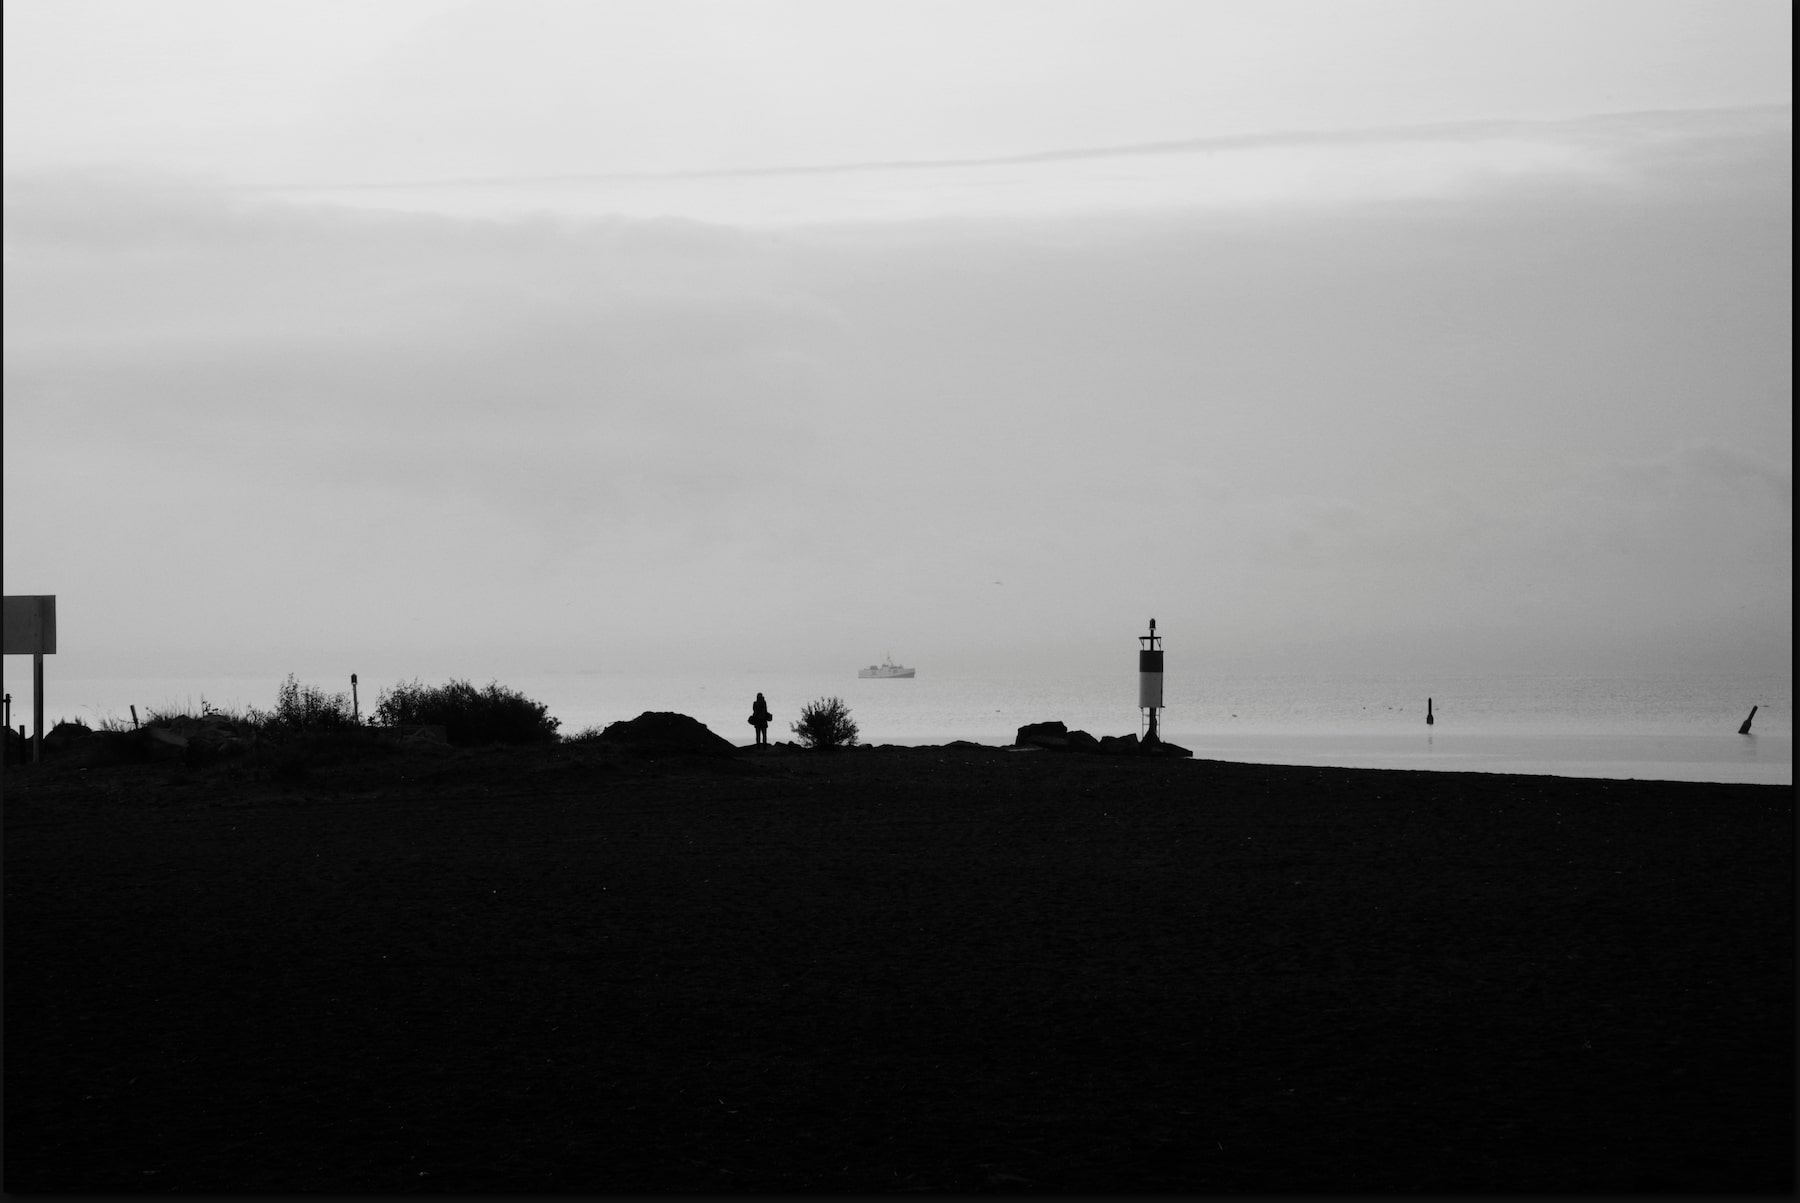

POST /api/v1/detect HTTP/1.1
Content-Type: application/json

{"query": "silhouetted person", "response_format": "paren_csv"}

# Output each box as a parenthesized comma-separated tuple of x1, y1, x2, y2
(749, 693, 772, 746)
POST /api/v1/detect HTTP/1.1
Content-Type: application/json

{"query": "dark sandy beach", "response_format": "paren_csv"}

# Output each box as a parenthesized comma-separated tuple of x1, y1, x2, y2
(4, 740, 1792, 1193)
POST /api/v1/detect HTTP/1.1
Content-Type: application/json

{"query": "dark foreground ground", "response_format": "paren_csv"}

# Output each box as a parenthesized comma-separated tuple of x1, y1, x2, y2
(4, 740, 1792, 1194)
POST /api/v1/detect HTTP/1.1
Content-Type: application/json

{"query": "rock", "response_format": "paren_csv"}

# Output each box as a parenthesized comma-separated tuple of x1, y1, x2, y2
(1100, 734, 1140, 755)
(42, 721, 94, 760)
(592, 711, 737, 757)
(125, 726, 188, 762)
(154, 715, 237, 740)
(1066, 729, 1101, 753)
(1015, 720, 1068, 749)
(89, 730, 157, 765)
(185, 724, 250, 766)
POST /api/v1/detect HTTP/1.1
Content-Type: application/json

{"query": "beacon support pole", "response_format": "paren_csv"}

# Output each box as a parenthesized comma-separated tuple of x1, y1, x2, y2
(1138, 618, 1163, 745)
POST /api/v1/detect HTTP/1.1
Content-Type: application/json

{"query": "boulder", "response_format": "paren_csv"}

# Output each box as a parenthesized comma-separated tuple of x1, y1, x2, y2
(153, 715, 232, 739)
(1065, 729, 1101, 753)
(42, 721, 94, 760)
(88, 730, 158, 765)
(1015, 720, 1068, 749)
(124, 726, 188, 762)
(1100, 733, 1140, 755)
(185, 722, 252, 767)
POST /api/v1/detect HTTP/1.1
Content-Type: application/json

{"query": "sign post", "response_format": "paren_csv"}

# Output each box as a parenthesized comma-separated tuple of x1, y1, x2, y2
(3, 596, 58, 764)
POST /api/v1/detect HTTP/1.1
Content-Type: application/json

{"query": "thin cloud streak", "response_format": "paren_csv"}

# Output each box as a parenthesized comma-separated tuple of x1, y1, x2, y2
(256, 109, 1769, 227)
(210, 109, 1764, 192)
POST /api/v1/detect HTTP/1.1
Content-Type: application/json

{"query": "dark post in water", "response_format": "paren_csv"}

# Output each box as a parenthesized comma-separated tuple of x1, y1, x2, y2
(1139, 618, 1164, 745)
(1738, 706, 1757, 735)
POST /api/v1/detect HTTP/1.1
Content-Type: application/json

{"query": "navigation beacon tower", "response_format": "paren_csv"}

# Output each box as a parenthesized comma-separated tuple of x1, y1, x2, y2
(1138, 617, 1163, 744)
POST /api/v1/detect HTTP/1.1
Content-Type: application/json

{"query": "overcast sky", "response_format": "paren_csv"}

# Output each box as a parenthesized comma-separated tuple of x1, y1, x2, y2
(3, 0, 1791, 687)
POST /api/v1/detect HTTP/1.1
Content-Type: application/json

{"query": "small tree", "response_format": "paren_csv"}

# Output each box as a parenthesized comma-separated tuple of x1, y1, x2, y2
(792, 695, 858, 750)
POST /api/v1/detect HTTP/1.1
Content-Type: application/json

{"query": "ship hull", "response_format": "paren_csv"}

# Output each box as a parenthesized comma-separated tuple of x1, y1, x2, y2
(857, 668, 915, 679)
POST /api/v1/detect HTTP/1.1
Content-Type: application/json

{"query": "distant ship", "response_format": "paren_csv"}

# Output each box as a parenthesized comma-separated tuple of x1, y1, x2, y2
(858, 656, 915, 679)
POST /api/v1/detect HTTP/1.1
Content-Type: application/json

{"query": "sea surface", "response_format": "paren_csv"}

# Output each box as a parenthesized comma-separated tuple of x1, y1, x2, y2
(9, 666, 1790, 786)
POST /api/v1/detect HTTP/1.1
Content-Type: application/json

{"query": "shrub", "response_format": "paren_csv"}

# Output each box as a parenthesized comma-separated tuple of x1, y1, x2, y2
(263, 674, 358, 733)
(373, 678, 561, 747)
(791, 696, 858, 750)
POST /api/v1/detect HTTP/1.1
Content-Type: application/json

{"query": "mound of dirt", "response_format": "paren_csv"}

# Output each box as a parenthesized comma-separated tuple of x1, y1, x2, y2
(591, 711, 737, 757)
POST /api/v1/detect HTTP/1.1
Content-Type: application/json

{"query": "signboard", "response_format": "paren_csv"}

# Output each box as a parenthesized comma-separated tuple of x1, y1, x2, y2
(3, 595, 56, 655)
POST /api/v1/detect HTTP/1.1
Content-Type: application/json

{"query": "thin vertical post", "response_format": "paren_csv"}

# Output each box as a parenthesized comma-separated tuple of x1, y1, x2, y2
(33, 651, 44, 763)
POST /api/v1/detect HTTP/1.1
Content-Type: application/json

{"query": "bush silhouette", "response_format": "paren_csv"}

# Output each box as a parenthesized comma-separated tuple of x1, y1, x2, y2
(373, 678, 561, 746)
(264, 674, 357, 732)
(792, 696, 859, 749)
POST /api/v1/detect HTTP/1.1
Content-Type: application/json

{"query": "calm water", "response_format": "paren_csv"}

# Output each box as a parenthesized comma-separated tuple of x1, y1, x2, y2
(11, 666, 1790, 786)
